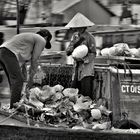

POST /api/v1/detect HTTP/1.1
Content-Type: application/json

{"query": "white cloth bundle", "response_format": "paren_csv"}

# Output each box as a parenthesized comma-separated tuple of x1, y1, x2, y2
(72, 44, 88, 59)
(101, 43, 130, 57)
(113, 43, 130, 56)
(100, 48, 110, 56)
(129, 48, 140, 58)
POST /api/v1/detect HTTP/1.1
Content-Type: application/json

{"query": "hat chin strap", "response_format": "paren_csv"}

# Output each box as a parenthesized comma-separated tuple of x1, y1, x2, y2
(75, 27, 86, 34)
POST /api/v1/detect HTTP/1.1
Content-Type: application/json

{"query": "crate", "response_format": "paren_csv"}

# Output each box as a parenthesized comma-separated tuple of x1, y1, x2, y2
(94, 64, 140, 128)
(110, 67, 140, 127)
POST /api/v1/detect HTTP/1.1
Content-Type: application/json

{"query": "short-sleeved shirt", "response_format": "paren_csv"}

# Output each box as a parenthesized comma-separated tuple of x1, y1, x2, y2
(0, 33, 46, 65)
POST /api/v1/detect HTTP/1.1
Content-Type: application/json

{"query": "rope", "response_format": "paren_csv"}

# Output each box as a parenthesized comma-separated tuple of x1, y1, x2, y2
(0, 104, 22, 124)
(0, 86, 30, 126)
(115, 65, 128, 120)
(0, 103, 31, 126)
(25, 105, 30, 126)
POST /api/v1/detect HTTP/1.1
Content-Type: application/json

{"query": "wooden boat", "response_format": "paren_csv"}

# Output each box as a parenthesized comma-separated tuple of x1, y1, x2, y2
(0, 109, 140, 140)
(0, 56, 140, 139)
(0, 124, 140, 140)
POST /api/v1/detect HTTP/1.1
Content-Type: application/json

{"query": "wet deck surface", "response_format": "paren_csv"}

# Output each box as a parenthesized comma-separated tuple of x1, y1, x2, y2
(0, 113, 27, 126)
(0, 97, 28, 126)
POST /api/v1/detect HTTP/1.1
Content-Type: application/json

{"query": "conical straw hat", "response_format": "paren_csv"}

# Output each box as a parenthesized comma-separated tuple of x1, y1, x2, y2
(65, 12, 95, 28)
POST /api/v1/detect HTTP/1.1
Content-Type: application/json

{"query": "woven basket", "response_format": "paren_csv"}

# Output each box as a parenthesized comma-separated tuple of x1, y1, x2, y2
(41, 64, 73, 88)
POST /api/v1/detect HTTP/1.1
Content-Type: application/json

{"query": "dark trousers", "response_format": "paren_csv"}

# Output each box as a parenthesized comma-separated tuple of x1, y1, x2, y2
(71, 75, 94, 100)
(0, 47, 24, 108)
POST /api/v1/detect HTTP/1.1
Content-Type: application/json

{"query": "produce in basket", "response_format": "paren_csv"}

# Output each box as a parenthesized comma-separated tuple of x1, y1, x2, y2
(53, 84, 64, 92)
(29, 87, 44, 108)
(101, 48, 110, 56)
(108, 46, 116, 56)
(101, 43, 131, 57)
(38, 85, 57, 104)
(92, 122, 111, 130)
(73, 95, 92, 112)
(6, 84, 112, 130)
(112, 43, 130, 56)
(63, 88, 78, 98)
(91, 109, 101, 120)
(129, 48, 140, 58)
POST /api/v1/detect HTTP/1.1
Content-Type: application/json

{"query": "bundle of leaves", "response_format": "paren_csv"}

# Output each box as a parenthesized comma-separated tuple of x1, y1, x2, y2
(13, 85, 112, 130)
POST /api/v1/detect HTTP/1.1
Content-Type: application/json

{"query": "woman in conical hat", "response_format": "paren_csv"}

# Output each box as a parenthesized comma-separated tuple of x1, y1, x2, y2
(65, 12, 95, 28)
(65, 13, 96, 100)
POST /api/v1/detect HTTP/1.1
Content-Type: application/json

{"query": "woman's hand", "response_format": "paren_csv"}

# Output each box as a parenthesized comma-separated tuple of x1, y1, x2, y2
(73, 57, 84, 62)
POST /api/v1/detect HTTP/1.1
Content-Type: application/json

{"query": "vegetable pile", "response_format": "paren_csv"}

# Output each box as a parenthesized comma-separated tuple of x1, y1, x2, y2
(99, 43, 140, 58)
(10, 84, 112, 130)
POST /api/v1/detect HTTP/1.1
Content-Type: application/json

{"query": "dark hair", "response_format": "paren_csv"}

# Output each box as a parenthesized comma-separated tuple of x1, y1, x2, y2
(0, 32, 4, 38)
(0, 32, 4, 45)
(36, 29, 52, 49)
(36, 29, 52, 40)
